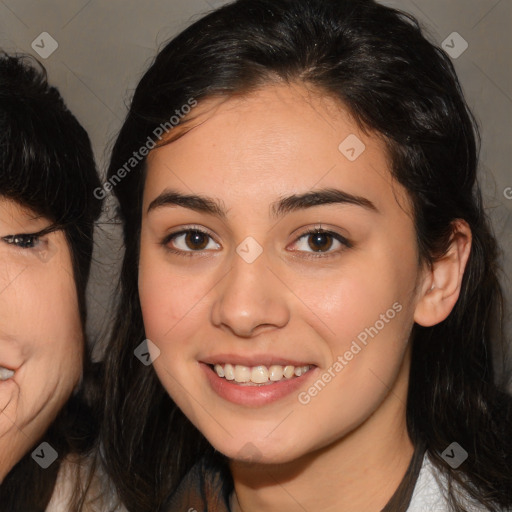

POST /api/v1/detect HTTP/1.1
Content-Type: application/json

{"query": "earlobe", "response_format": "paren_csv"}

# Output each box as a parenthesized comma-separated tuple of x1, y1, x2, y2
(414, 220, 472, 327)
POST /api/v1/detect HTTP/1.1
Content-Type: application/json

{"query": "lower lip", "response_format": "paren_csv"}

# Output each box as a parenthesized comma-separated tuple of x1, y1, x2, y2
(201, 363, 317, 407)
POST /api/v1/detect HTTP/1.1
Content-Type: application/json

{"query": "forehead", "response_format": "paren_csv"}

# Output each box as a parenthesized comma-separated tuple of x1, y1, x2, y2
(144, 84, 411, 218)
(0, 197, 44, 225)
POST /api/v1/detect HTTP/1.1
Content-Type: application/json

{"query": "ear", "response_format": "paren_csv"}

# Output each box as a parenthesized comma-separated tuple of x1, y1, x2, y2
(414, 220, 472, 327)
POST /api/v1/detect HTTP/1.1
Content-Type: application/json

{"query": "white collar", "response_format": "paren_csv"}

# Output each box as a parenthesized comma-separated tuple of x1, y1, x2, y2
(407, 453, 504, 511)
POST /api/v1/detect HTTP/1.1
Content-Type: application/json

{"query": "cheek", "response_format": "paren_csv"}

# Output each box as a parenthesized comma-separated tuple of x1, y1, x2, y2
(288, 257, 405, 348)
(303, 258, 415, 403)
(2, 266, 83, 433)
(138, 247, 214, 343)
(139, 263, 186, 341)
(29, 266, 83, 374)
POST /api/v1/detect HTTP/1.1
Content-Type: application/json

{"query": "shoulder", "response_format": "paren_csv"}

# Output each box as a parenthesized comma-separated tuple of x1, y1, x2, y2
(45, 455, 127, 512)
(407, 453, 510, 512)
(45, 459, 74, 512)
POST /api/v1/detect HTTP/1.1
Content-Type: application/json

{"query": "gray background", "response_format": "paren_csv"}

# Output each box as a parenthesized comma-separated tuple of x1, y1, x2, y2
(1, 0, 510, 380)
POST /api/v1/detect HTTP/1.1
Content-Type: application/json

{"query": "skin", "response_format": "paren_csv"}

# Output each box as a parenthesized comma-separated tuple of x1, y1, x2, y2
(139, 84, 471, 511)
(0, 199, 82, 482)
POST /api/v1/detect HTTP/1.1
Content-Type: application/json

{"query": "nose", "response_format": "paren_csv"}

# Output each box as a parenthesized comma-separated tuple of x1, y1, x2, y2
(210, 252, 290, 338)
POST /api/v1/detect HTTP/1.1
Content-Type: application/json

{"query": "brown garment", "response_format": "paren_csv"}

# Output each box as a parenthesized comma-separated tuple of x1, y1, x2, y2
(166, 460, 231, 512)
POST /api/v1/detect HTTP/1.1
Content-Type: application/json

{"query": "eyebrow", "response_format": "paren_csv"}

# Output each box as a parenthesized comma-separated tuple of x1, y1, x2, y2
(147, 187, 378, 218)
(147, 191, 227, 217)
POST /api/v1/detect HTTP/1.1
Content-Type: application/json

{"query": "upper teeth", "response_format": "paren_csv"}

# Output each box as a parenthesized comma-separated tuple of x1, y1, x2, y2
(0, 367, 15, 381)
(213, 363, 311, 384)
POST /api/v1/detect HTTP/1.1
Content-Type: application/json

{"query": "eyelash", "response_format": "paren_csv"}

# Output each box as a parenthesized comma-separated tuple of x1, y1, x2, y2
(161, 226, 352, 259)
(2, 233, 41, 249)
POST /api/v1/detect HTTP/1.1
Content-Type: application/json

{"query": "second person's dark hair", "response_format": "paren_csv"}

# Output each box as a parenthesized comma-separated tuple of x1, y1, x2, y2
(0, 52, 103, 512)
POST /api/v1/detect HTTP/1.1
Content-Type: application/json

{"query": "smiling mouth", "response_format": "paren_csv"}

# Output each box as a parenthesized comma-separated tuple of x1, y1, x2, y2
(0, 366, 15, 381)
(210, 363, 313, 386)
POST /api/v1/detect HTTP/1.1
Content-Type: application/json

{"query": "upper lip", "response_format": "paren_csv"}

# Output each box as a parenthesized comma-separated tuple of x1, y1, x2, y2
(201, 354, 314, 367)
(0, 363, 19, 371)
(0, 352, 22, 371)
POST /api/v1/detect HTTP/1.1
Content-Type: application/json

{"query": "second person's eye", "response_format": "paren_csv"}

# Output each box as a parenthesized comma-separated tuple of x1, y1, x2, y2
(2, 233, 41, 249)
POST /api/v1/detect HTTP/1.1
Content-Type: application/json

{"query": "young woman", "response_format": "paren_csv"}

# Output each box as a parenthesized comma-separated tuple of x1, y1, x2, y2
(0, 53, 103, 511)
(102, 0, 512, 510)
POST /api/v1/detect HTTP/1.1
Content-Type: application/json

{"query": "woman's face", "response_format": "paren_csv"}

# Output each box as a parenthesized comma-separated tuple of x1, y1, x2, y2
(139, 84, 427, 464)
(0, 199, 82, 479)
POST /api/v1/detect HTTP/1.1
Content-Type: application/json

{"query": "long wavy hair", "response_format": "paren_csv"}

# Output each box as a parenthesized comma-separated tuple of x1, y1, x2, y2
(102, 1, 512, 510)
(0, 53, 102, 511)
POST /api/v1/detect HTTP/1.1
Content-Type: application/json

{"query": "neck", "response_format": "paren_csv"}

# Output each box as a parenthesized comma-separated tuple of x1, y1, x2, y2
(230, 350, 414, 512)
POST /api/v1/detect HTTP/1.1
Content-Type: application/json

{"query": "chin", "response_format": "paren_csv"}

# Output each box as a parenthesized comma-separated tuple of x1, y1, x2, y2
(207, 431, 304, 465)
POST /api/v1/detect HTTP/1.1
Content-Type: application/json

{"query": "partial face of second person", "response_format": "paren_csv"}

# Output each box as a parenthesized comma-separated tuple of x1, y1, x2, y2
(0, 199, 82, 480)
(139, 84, 434, 465)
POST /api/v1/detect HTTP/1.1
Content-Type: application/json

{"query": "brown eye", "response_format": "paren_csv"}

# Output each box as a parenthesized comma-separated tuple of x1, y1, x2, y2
(307, 232, 334, 252)
(289, 228, 351, 256)
(164, 228, 220, 253)
(185, 230, 209, 250)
